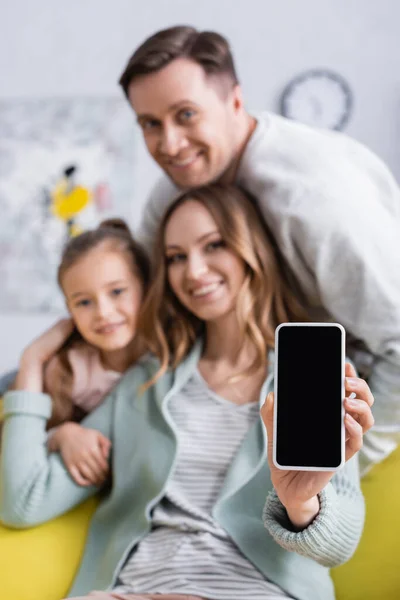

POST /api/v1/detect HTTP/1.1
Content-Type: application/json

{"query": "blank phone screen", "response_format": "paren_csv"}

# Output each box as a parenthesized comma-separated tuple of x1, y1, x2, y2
(275, 325, 343, 468)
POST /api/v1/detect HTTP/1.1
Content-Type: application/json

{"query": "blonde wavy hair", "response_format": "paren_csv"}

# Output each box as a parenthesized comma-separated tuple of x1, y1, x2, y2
(139, 184, 309, 388)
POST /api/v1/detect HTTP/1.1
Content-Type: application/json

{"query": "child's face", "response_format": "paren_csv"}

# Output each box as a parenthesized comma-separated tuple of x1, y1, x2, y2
(62, 246, 143, 356)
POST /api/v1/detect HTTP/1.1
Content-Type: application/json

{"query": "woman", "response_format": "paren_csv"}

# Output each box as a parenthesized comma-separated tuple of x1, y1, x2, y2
(0, 185, 373, 600)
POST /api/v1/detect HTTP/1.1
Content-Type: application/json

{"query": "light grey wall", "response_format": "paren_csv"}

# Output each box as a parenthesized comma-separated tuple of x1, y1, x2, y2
(1, 0, 399, 371)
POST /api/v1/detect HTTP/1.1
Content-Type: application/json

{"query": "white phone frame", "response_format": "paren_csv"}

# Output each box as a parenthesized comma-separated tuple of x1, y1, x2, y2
(273, 322, 346, 472)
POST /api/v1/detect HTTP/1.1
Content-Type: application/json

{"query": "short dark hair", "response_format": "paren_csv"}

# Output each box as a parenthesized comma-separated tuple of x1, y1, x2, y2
(119, 25, 239, 98)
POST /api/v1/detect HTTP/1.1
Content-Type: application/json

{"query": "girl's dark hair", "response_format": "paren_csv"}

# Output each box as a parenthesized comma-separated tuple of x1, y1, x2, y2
(119, 25, 239, 98)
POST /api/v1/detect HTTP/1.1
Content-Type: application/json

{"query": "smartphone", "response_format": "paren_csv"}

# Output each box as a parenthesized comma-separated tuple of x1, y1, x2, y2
(273, 322, 345, 471)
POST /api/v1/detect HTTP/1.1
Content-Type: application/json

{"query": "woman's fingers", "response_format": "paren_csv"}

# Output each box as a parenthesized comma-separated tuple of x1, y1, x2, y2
(343, 365, 375, 461)
(260, 392, 274, 459)
(260, 392, 274, 427)
(344, 367, 374, 408)
(344, 413, 363, 460)
(345, 362, 357, 378)
(344, 396, 375, 433)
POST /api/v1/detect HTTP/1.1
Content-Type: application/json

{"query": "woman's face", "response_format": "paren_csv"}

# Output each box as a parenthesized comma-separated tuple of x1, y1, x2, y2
(164, 199, 246, 323)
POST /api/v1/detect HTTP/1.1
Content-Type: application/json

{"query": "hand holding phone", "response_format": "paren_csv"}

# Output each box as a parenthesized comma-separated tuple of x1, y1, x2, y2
(260, 323, 375, 528)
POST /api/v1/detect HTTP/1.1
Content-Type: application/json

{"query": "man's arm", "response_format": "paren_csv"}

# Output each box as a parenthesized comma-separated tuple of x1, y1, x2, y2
(290, 191, 400, 474)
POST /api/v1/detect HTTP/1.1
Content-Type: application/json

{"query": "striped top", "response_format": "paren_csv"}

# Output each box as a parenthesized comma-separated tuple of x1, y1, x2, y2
(114, 369, 293, 600)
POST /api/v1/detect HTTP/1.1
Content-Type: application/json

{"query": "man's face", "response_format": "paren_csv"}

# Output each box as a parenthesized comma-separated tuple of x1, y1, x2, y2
(128, 58, 242, 188)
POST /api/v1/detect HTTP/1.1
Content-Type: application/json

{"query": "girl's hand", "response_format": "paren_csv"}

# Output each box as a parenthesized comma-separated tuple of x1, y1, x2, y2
(261, 362, 374, 529)
(48, 422, 111, 487)
(15, 318, 75, 392)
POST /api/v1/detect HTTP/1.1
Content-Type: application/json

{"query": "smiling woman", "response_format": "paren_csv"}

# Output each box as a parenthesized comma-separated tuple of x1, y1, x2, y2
(140, 183, 310, 390)
(164, 199, 246, 325)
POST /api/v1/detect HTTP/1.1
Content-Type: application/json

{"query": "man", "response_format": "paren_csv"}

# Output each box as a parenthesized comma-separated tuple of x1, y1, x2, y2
(119, 25, 400, 475)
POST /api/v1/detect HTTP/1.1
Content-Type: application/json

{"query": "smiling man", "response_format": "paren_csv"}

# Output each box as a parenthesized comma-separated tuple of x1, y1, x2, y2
(118, 25, 400, 475)
(126, 54, 252, 190)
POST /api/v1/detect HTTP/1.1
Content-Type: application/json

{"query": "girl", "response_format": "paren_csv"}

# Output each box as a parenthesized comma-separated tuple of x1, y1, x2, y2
(1, 185, 374, 600)
(12, 218, 150, 486)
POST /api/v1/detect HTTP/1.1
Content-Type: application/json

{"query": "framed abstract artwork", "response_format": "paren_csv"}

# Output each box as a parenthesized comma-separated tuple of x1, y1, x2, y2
(0, 97, 137, 311)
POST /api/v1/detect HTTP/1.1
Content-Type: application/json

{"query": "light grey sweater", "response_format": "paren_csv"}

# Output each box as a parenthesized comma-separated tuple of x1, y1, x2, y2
(137, 112, 400, 474)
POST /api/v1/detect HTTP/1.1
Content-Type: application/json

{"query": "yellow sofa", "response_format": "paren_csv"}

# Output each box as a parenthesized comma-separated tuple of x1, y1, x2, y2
(1, 437, 399, 599)
(332, 444, 400, 599)
(0, 496, 98, 600)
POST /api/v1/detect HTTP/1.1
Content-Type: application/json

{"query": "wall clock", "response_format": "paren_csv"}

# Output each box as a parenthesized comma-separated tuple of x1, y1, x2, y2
(280, 69, 353, 131)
